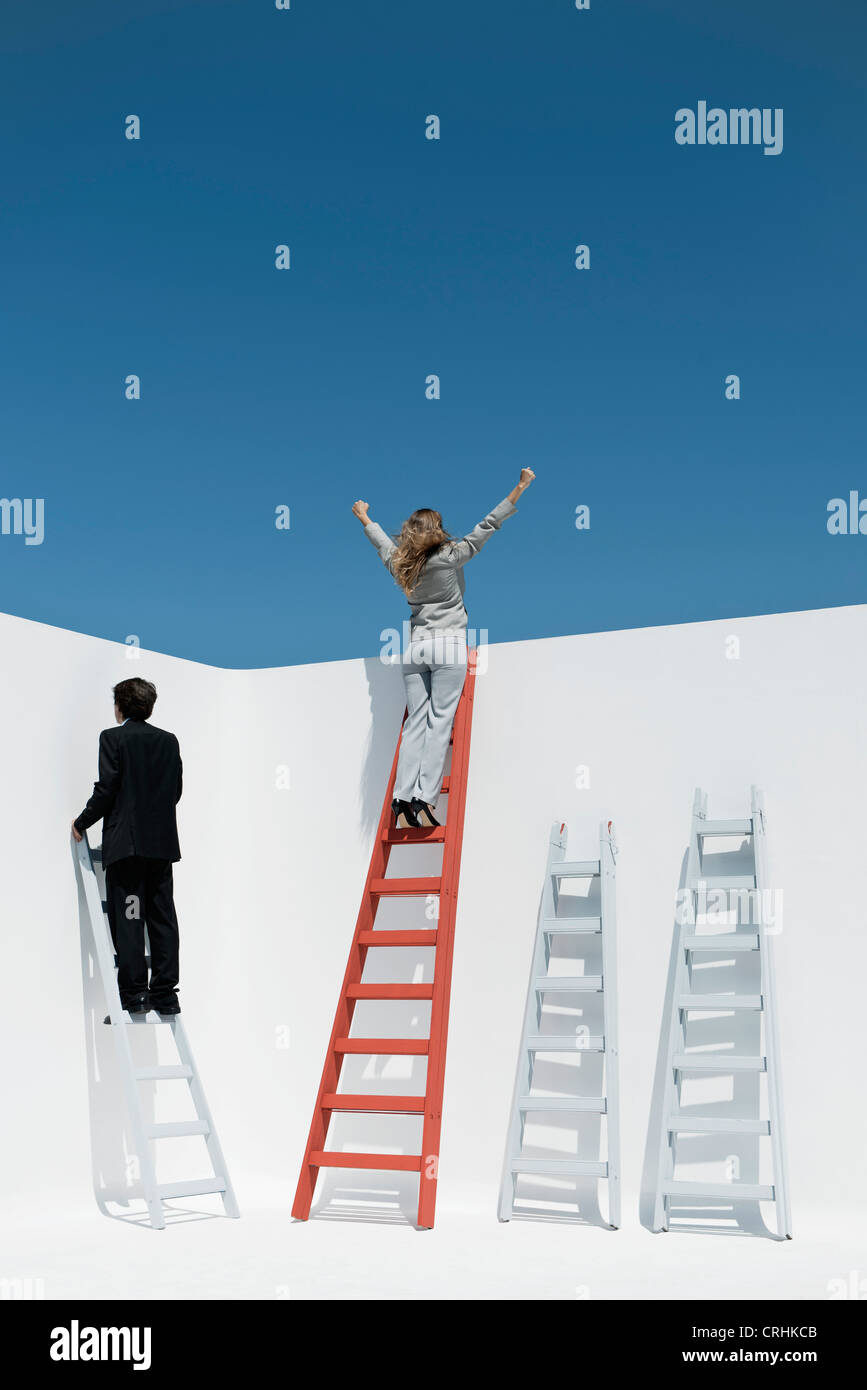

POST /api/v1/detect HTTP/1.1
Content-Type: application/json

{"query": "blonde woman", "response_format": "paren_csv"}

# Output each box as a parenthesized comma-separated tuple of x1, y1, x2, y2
(353, 469, 535, 828)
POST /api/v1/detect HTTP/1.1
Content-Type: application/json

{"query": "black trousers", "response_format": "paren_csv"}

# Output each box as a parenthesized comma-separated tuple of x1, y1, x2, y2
(105, 856, 180, 1008)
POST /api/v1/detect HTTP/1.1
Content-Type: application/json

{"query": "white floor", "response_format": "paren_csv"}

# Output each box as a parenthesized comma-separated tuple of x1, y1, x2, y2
(1, 1186, 858, 1301)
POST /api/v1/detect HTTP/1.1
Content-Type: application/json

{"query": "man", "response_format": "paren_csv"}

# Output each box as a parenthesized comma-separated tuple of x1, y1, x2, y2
(72, 678, 183, 1016)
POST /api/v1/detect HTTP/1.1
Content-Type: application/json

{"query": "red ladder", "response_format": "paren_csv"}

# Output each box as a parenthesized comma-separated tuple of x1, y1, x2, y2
(292, 649, 477, 1229)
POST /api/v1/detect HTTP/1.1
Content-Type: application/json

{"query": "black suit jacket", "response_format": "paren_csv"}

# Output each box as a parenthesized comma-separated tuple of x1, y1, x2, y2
(75, 719, 183, 868)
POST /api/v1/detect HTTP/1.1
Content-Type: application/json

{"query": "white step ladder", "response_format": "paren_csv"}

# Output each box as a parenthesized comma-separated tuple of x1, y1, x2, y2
(651, 787, 792, 1238)
(75, 833, 240, 1231)
(498, 820, 621, 1227)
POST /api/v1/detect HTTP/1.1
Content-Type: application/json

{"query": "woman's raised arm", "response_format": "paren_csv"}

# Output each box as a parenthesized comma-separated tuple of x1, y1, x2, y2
(450, 470, 536, 566)
(507, 468, 536, 505)
(354, 499, 397, 568)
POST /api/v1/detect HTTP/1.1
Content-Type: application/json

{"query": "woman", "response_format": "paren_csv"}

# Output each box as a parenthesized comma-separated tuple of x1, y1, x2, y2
(353, 469, 535, 828)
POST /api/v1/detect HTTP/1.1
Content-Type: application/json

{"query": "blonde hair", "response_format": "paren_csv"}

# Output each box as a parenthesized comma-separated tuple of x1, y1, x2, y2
(391, 508, 452, 595)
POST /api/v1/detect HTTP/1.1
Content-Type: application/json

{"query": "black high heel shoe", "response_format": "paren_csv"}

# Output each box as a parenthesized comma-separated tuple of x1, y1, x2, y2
(411, 797, 440, 828)
(392, 798, 419, 829)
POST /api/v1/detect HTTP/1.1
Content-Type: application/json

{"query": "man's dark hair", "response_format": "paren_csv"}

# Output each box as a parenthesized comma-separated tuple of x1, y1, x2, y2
(113, 678, 157, 721)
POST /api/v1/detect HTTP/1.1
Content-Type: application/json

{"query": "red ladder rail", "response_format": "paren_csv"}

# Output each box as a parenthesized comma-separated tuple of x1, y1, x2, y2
(291, 649, 477, 1229)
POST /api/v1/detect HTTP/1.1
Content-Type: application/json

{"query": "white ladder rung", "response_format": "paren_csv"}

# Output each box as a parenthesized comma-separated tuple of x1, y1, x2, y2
(512, 1158, 608, 1177)
(541, 917, 602, 934)
(667, 1115, 770, 1135)
(673, 1053, 766, 1072)
(135, 1064, 193, 1080)
(146, 1120, 210, 1139)
(534, 975, 602, 992)
(698, 820, 753, 836)
(678, 993, 762, 1011)
(664, 1180, 774, 1202)
(519, 1096, 606, 1113)
(156, 1177, 227, 1199)
(113, 1010, 174, 1026)
(526, 1034, 605, 1052)
(684, 933, 758, 952)
(698, 875, 756, 889)
(552, 860, 600, 878)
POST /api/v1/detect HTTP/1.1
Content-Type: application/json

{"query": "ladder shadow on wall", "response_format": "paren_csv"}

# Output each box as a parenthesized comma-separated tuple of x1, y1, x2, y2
(310, 662, 450, 1226)
(358, 656, 406, 840)
(74, 849, 221, 1229)
(640, 842, 779, 1240)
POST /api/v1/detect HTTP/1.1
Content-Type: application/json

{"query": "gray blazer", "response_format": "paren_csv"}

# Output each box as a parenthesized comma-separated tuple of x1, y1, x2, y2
(364, 496, 517, 635)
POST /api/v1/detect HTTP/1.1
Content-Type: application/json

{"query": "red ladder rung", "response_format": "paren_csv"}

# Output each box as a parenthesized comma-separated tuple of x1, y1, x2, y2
(322, 1094, 425, 1113)
(309, 1151, 422, 1172)
(346, 983, 433, 1000)
(357, 930, 438, 947)
(370, 876, 441, 896)
(383, 826, 447, 844)
(334, 1037, 429, 1055)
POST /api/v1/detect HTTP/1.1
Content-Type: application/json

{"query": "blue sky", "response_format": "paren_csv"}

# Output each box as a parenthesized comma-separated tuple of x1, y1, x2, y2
(1, 0, 864, 668)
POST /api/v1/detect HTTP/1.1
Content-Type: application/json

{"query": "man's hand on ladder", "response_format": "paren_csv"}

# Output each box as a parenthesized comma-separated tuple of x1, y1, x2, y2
(71, 819, 83, 842)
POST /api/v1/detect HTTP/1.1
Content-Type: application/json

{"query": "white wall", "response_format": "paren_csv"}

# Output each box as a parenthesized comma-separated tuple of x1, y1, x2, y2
(1, 604, 865, 1231)
(0, 614, 231, 1209)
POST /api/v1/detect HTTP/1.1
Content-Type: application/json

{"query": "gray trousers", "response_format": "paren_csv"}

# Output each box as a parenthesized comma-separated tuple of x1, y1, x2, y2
(394, 634, 468, 804)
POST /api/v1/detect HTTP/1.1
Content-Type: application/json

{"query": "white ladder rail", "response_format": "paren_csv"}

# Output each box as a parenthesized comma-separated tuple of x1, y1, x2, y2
(75, 833, 239, 1230)
(76, 835, 165, 1229)
(497, 821, 566, 1222)
(599, 819, 621, 1229)
(170, 1016, 240, 1219)
(651, 789, 705, 1232)
(751, 786, 792, 1239)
